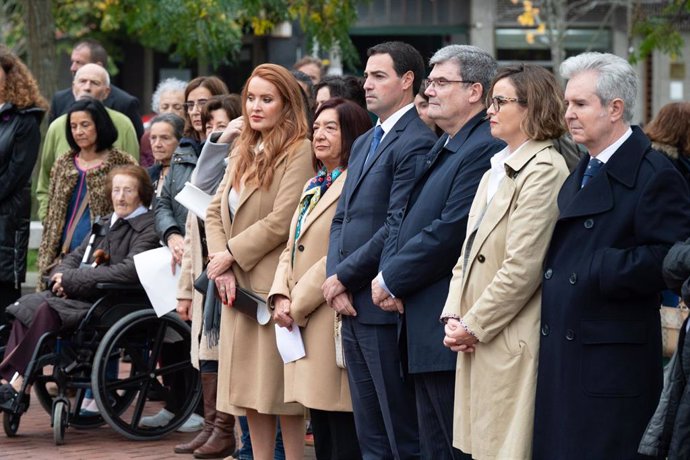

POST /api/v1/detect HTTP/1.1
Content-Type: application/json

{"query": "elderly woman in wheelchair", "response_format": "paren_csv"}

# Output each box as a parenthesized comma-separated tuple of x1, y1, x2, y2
(0, 164, 159, 409)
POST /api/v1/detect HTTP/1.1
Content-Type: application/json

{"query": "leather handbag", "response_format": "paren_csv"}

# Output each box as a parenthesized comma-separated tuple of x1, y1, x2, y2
(334, 313, 346, 369)
(660, 303, 689, 358)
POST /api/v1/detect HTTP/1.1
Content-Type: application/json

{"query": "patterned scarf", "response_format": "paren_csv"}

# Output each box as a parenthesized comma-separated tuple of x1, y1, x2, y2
(292, 166, 343, 263)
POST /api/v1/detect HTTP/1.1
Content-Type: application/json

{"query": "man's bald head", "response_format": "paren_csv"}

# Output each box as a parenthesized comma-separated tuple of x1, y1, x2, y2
(72, 63, 111, 101)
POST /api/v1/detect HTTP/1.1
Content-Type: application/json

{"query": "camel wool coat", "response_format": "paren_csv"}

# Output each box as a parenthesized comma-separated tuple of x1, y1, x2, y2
(441, 140, 568, 460)
(269, 171, 353, 412)
(177, 211, 216, 368)
(205, 139, 313, 416)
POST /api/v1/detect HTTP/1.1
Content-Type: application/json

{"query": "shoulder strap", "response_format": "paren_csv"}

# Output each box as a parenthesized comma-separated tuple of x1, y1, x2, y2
(61, 191, 90, 254)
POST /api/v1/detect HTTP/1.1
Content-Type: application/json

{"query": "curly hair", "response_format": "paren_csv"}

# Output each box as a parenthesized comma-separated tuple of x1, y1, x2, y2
(232, 64, 309, 190)
(0, 45, 48, 110)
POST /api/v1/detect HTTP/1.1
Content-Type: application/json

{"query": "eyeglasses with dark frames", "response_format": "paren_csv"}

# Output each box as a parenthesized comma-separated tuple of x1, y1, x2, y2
(184, 99, 209, 111)
(490, 96, 526, 112)
(423, 78, 476, 89)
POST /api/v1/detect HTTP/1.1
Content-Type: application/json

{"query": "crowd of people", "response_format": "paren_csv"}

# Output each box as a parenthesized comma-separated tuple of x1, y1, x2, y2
(0, 36, 690, 460)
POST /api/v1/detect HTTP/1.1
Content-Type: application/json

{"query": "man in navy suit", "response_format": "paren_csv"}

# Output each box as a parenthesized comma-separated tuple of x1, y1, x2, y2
(49, 39, 143, 140)
(370, 45, 504, 459)
(533, 52, 690, 459)
(323, 41, 437, 459)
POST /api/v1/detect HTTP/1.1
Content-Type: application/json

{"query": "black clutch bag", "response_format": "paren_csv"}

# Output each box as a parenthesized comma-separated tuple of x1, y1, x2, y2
(193, 269, 270, 325)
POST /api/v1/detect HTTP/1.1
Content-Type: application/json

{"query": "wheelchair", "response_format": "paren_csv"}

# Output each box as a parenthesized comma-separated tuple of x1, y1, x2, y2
(0, 283, 201, 445)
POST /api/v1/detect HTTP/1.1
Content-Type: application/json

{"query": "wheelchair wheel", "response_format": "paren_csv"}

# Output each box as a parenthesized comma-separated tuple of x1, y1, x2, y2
(92, 309, 201, 440)
(52, 400, 68, 445)
(33, 372, 104, 429)
(3, 411, 20, 437)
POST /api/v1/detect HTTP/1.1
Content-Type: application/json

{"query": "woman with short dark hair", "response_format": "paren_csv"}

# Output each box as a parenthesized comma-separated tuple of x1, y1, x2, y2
(37, 99, 136, 286)
(270, 98, 371, 459)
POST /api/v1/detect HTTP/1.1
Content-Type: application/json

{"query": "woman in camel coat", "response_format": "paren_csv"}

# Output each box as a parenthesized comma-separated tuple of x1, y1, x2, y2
(270, 98, 371, 459)
(441, 64, 569, 460)
(204, 64, 313, 460)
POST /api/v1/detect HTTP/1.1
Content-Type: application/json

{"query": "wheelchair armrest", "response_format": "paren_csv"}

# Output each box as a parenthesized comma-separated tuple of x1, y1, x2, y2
(95, 282, 146, 294)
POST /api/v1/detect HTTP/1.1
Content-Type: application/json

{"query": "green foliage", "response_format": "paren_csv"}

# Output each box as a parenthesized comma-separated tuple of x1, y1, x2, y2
(0, 0, 25, 55)
(631, 0, 690, 64)
(289, 0, 362, 68)
(49, 0, 363, 69)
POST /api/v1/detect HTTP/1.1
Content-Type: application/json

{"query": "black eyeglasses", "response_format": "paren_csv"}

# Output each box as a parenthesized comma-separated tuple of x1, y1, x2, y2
(423, 78, 476, 89)
(184, 99, 208, 111)
(490, 96, 526, 112)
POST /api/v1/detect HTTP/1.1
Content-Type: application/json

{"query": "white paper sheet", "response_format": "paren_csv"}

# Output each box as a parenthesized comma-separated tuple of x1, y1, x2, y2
(274, 324, 306, 363)
(174, 182, 213, 221)
(134, 246, 181, 317)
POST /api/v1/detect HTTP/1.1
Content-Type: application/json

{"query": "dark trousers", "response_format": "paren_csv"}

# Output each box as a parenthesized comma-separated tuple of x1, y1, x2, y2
(342, 317, 419, 460)
(311, 408, 361, 460)
(413, 371, 470, 460)
(0, 302, 61, 381)
(0, 281, 21, 325)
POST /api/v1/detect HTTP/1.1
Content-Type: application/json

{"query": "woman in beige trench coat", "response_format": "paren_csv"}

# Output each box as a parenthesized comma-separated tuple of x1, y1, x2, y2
(270, 98, 372, 459)
(204, 64, 313, 460)
(441, 64, 570, 460)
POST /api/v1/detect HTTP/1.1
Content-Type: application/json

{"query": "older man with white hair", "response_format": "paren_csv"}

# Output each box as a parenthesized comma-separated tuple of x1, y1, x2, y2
(533, 52, 690, 459)
(36, 63, 140, 221)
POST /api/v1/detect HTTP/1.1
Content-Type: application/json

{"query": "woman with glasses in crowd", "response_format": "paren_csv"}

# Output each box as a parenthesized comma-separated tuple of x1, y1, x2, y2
(441, 64, 569, 460)
(205, 63, 313, 460)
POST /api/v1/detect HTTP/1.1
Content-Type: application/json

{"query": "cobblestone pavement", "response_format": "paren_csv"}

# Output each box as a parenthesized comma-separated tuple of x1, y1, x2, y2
(0, 395, 316, 459)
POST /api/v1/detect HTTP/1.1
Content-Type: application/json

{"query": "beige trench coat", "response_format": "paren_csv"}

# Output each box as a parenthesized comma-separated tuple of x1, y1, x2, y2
(268, 171, 353, 412)
(441, 140, 568, 460)
(177, 211, 216, 368)
(205, 139, 313, 416)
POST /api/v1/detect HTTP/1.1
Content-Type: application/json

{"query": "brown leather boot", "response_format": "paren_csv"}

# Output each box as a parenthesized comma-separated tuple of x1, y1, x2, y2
(174, 373, 217, 454)
(192, 410, 237, 459)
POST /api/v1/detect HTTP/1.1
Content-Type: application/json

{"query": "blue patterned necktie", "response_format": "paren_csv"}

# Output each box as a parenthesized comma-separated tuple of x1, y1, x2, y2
(364, 125, 384, 165)
(581, 157, 604, 188)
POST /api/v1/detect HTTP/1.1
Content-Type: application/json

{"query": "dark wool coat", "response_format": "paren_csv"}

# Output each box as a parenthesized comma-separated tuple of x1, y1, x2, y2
(533, 127, 690, 459)
(9, 211, 159, 330)
(0, 103, 44, 287)
(37, 148, 136, 280)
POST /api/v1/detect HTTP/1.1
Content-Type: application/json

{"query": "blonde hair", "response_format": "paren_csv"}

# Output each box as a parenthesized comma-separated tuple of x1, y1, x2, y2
(232, 64, 309, 189)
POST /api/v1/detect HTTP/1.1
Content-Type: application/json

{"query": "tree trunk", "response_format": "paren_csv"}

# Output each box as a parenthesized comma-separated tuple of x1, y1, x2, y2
(22, 0, 57, 107)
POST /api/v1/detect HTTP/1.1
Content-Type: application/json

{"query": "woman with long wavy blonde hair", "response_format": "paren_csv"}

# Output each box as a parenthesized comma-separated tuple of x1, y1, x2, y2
(204, 63, 314, 460)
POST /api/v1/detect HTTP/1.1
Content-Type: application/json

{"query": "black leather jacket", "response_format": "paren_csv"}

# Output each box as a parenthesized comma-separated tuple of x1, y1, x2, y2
(0, 103, 44, 286)
(154, 138, 199, 243)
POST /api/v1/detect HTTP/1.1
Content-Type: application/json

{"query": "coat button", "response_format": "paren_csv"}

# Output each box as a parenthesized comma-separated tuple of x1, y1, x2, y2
(298, 244, 305, 252)
(339, 249, 344, 256)
(584, 219, 594, 229)
(345, 217, 351, 223)
(541, 324, 550, 336)
(565, 329, 576, 341)
(477, 254, 485, 263)
(569, 273, 577, 284)
(544, 269, 553, 280)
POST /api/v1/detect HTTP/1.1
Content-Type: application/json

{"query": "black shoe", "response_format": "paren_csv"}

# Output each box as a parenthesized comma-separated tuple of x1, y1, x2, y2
(0, 383, 17, 404)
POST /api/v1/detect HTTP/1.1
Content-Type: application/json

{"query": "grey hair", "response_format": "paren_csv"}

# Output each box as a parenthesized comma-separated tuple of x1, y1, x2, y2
(560, 52, 637, 123)
(429, 45, 497, 100)
(74, 63, 110, 88)
(149, 113, 185, 140)
(151, 78, 187, 113)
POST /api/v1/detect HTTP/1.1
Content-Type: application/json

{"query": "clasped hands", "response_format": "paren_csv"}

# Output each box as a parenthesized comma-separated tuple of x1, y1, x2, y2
(370, 277, 404, 314)
(443, 318, 478, 353)
(50, 272, 67, 298)
(322, 275, 357, 316)
(207, 249, 236, 306)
